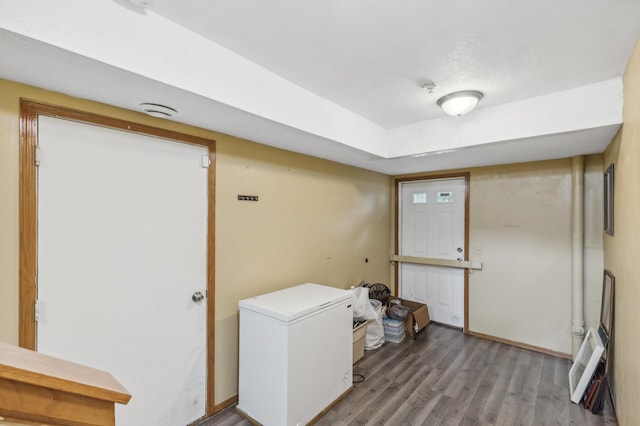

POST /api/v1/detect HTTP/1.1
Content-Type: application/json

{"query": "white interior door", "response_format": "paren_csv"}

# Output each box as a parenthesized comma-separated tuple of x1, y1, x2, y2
(399, 178, 465, 328)
(36, 116, 208, 425)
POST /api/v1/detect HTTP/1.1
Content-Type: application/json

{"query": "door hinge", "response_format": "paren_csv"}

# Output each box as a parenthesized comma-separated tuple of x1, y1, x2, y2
(35, 146, 41, 167)
(35, 299, 40, 322)
(201, 156, 211, 168)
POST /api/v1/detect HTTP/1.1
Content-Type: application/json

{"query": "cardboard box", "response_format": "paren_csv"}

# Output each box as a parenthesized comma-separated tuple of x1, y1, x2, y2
(352, 322, 367, 364)
(398, 299, 430, 338)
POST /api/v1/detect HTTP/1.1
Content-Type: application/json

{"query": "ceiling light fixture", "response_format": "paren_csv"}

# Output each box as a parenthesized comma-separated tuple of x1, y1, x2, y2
(139, 103, 177, 118)
(437, 90, 483, 116)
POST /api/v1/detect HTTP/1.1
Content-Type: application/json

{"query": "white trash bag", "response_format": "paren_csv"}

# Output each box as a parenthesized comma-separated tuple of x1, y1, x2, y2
(352, 286, 376, 321)
(364, 299, 385, 350)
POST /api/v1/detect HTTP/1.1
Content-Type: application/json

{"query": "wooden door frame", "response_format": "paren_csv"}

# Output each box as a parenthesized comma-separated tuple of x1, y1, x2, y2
(394, 172, 470, 333)
(18, 99, 217, 416)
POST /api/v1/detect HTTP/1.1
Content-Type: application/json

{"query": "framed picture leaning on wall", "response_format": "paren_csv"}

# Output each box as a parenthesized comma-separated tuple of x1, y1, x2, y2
(569, 327, 605, 403)
(600, 269, 615, 346)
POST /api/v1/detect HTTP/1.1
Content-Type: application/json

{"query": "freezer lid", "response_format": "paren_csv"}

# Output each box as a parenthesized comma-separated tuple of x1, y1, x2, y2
(238, 283, 352, 322)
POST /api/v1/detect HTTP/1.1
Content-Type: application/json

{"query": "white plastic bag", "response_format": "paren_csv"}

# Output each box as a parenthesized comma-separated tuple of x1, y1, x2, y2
(364, 300, 385, 350)
(352, 287, 376, 321)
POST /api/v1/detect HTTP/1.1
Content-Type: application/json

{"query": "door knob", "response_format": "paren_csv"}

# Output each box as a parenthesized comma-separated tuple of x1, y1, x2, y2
(192, 291, 205, 303)
(456, 247, 463, 253)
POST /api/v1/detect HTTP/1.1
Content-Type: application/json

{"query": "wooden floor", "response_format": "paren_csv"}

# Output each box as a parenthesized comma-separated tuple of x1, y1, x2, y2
(201, 324, 616, 425)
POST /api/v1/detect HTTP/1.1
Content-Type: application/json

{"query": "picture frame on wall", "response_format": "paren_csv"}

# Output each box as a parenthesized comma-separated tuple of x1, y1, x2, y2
(604, 163, 614, 235)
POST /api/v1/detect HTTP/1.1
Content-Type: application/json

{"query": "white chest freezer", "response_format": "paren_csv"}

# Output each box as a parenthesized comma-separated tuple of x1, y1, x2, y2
(237, 283, 353, 426)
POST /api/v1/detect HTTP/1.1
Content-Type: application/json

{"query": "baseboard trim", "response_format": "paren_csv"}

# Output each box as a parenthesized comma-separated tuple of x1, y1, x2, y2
(235, 407, 260, 426)
(468, 330, 572, 360)
(430, 320, 463, 332)
(213, 395, 238, 414)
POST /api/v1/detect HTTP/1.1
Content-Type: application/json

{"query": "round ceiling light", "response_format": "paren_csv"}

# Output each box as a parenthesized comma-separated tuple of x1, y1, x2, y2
(437, 90, 484, 116)
(139, 103, 177, 118)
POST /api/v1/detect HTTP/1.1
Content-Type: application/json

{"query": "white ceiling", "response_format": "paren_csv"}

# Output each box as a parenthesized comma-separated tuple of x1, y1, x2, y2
(150, 0, 640, 127)
(1, 0, 639, 175)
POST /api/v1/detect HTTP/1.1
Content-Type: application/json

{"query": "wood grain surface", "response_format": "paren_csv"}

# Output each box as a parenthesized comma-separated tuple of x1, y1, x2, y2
(199, 324, 616, 426)
(0, 342, 130, 425)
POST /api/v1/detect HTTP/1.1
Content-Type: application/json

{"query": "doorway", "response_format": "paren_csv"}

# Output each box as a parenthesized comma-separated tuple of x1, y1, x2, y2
(19, 100, 216, 424)
(395, 174, 469, 331)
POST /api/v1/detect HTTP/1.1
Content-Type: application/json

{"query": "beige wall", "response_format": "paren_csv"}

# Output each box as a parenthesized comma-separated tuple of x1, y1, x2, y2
(0, 78, 392, 405)
(395, 156, 603, 356)
(470, 158, 604, 353)
(214, 135, 391, 402)
(0, 82, 20, 346)
(603, 38, 640, 425)
(469, 160, 573, 353)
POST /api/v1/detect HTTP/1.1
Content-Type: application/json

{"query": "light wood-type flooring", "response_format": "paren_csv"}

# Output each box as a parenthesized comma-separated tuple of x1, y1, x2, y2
(200, 324, 616, 425)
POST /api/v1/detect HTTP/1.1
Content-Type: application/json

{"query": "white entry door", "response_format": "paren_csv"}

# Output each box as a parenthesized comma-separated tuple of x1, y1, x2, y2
(36, 116, 208, 425)
(398, 178, 466, 328)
